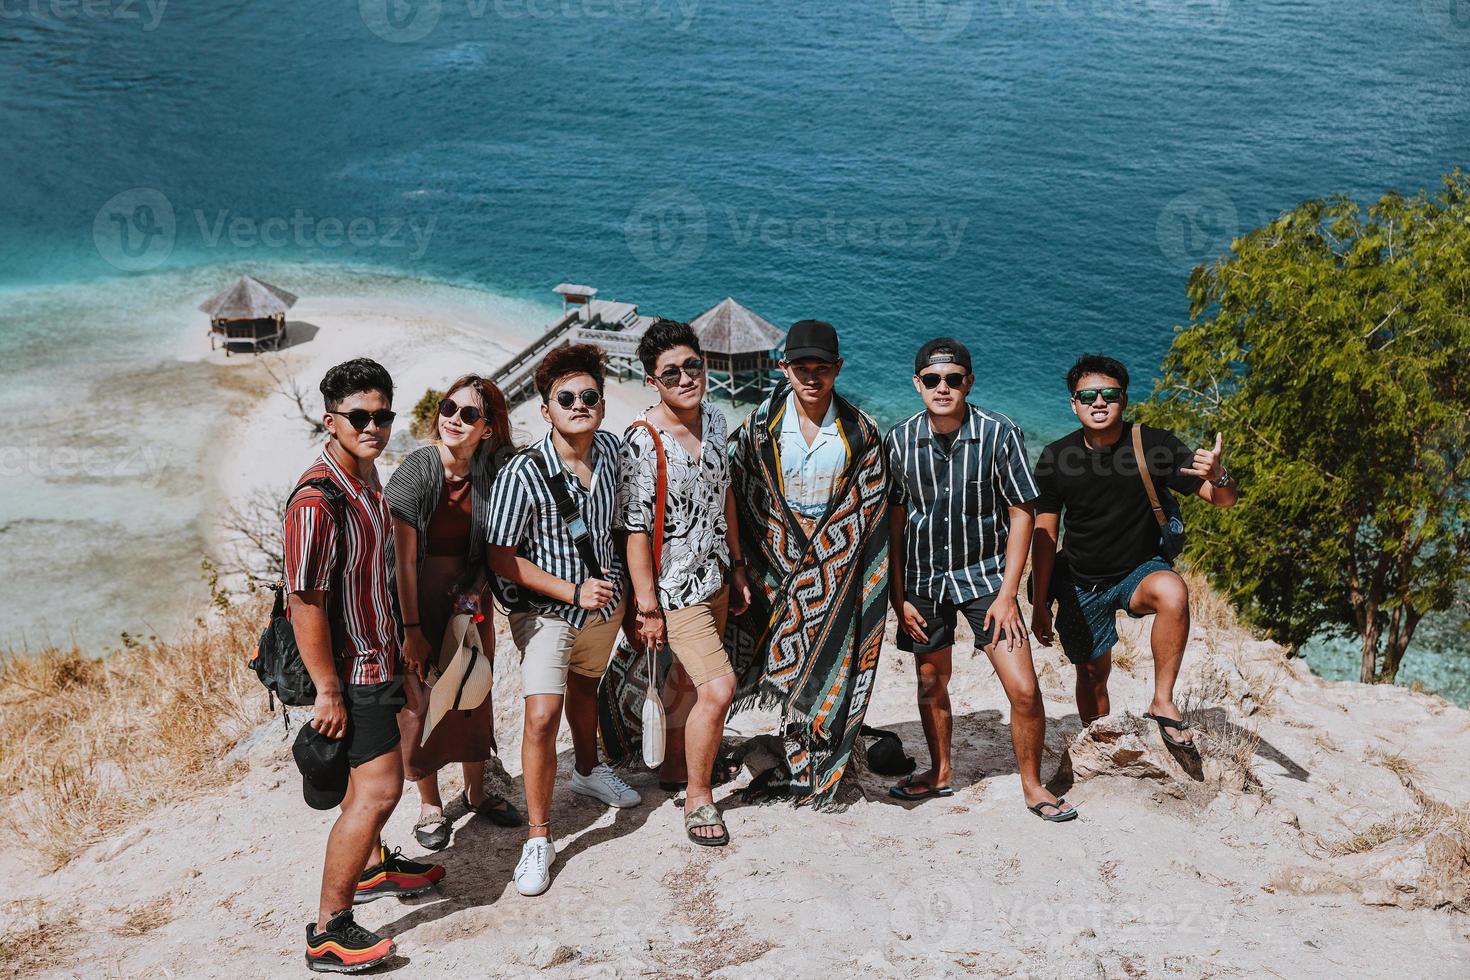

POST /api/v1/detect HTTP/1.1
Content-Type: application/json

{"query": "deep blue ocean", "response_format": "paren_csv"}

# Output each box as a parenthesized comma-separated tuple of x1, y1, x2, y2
(2, 0, 1467, 694)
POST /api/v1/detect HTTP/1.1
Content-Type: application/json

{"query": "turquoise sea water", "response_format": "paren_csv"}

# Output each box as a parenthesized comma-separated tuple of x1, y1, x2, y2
(2, 1, 1467, 695)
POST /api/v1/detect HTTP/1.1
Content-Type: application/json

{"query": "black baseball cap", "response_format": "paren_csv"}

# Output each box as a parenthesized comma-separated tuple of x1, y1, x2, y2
(783, 319, 840, 364)
(914, 337, 972, 374)
(293, 722, 348, 811)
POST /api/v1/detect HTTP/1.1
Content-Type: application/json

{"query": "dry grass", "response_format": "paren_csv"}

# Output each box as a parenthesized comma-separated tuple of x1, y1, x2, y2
(1368, 747, 1423, 782)
(0, 900, 79, 977)
(1181, 568, 1248, 638)
(0, 599, 269, 870)
(1314, 765, 1470, 857)
(1242, 663, 1286, 716)
(110, 895, 174, 938)
(1111, 630, 1140, 673)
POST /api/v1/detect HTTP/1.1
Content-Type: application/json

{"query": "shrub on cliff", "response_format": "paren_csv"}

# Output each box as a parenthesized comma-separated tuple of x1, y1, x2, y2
(1142, 170, 1470, 685)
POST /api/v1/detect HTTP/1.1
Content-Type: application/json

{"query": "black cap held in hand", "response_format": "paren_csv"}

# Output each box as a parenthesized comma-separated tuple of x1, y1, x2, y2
(293, 722, 349, 811)
(914, 337, 972, 374)
(783, 319, 840, 364)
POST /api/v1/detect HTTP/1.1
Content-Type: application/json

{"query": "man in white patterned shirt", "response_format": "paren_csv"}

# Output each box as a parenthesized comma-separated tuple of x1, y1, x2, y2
(622, 319, 752, 847)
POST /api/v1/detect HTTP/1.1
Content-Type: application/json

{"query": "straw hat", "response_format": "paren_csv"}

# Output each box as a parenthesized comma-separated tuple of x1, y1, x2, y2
(422, 611, 493, 745)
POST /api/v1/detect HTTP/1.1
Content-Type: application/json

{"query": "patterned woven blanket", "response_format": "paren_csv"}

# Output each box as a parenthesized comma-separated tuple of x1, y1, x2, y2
(598, 384, 891, 807)
(725, 383, 891, 805)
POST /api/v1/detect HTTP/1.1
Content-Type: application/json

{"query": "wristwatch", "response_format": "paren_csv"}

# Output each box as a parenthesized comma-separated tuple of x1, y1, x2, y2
(1212, 470, 1235, 489)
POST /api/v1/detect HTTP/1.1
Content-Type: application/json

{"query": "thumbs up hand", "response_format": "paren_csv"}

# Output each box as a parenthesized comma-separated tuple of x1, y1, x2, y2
(1182, 431, 1225, 481)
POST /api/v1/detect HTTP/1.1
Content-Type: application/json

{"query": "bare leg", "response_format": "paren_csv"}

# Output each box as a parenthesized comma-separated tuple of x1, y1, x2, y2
(415, 773, 443, 809)
(522, 693, 563, 840)
(1074, 651, 1113, 724)
(659, 661, 696, 785)
(985, 638, 1070, 814)
(462, 761, 487, 807)
(564, 672, 603, 777)
(319, 749, 403, 928)
(683, 673, 736, 839)
(909, 648, 954, 791)
(1128, 571, 1194, 745)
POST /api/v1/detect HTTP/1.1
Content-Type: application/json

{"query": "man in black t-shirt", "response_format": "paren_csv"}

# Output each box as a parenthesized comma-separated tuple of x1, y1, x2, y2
(1030, 355, 1239, 751)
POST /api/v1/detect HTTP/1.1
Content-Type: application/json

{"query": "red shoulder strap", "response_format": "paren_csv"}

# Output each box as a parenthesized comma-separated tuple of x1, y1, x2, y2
(629, 421, 668, 579)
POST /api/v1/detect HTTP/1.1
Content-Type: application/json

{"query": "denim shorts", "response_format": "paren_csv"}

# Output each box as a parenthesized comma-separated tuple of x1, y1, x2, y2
(1053, 557, 1173, 665)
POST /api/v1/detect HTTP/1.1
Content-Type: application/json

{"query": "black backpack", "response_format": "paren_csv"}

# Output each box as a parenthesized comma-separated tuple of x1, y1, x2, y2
(248, 477, 344, 711)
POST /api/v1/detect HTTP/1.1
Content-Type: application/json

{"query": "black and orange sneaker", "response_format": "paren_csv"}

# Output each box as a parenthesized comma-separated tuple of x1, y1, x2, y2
(305, 909, 395, 973)
(354, 842, 445, 904)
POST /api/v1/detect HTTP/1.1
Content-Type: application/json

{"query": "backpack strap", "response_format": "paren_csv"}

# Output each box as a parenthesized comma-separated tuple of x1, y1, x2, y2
(275, 476, 348, 614)
(1131, 424, 1168, 529)
(528, 445, 605, 581)
(626, 420, 668, 580)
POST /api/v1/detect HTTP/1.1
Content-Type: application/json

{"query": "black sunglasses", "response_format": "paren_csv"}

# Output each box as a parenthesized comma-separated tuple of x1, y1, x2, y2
(919, 371, 967, 390)
(1073, 387, 1124, 405)
(438, 398, 485, 425)
(652, 357, 706, 388)
(553, 388, 602, 409)
(330, 409, 396, 430)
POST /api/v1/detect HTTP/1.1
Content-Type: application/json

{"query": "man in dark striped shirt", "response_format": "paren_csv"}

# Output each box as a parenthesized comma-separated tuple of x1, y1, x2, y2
(885, 339, 1076, 821)
(487, 344, 643, 898)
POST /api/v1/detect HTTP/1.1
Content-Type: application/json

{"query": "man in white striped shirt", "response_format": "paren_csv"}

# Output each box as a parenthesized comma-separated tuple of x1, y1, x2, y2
(885, 338, 1076, 822)
(487, 344, 643, 897)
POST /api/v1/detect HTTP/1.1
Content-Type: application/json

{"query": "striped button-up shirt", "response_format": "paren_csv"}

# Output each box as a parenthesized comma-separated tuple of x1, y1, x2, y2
(486, 430, 626, 630)
(283, 448, 400, 685)
(885, 404, 1040, 602)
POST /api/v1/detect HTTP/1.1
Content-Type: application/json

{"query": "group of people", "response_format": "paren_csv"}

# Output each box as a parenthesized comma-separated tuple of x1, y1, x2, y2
(281, 320, 1238, 973)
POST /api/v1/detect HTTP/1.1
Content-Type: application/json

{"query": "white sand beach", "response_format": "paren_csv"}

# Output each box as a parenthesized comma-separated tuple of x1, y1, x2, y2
(0, 268, 666, 652)
(200, 283, 661, 560)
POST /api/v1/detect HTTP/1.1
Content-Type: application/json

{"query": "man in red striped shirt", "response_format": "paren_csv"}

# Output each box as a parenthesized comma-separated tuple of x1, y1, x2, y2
(283, 358, 445, 973)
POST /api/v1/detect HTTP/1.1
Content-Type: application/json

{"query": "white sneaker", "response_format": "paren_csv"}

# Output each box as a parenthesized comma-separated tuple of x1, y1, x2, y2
(514, 837, 556, 897)
(570, 763, 643, 808)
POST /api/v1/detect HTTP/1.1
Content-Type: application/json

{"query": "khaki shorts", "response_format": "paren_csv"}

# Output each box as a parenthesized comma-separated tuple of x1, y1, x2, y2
(510, 598, 627, 697)
(665, 587, 733, 687)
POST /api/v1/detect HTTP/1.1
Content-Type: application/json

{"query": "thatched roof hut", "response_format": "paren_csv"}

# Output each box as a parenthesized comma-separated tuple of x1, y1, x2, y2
(690, 297, 784, 355)
(200, 275, 298, 355)
(689, 298, 783, 400)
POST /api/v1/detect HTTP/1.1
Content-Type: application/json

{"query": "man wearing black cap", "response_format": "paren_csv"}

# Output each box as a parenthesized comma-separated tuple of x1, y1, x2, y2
(726, 320, 892, 804)
(773, 319, 849, 534)
(885, 338, 1076, 821)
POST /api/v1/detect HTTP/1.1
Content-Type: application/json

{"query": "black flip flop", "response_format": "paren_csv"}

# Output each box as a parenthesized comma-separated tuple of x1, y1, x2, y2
(889, 775, 954, 801)
(1027, 798, 1078, 822)
(1143, 712, 1200, 753)
(462, 792, 524, 827)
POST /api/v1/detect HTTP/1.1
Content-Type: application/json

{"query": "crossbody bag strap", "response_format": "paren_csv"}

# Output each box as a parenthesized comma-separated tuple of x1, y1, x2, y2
(628, 421, 668, 579)
(1131, 424, 1168, 529)
(529, 446, 606, 581)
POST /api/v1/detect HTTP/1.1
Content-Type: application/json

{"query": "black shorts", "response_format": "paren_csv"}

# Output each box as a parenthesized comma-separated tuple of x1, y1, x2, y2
(896, 592, 998, 654)
(344, 679, 406, 768)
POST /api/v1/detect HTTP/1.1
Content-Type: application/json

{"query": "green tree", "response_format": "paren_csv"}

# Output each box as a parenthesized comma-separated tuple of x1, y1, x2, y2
(1141, 171, 1470, 684)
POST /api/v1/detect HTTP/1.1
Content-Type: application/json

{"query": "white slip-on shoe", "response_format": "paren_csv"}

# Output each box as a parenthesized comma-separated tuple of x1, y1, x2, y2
(570, 763, 643, 808)
(513, 837, 556, 897)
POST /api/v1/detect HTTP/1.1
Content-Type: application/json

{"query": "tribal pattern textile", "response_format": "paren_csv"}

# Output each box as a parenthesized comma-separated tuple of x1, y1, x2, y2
(725, 382, 891, 806)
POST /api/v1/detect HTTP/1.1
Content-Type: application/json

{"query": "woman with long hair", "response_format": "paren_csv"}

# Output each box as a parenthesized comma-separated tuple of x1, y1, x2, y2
(386, 373, 523, 849)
